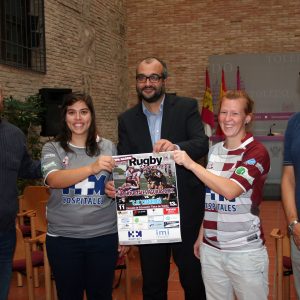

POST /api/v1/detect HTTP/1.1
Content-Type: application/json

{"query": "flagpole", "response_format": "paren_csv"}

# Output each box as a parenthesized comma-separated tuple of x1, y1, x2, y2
(237, 66, 241, 90)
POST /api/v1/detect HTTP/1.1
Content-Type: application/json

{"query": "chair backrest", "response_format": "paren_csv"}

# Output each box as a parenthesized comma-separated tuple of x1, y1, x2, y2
(19, 186, 50, 234)
(19, 186, 50, 213)
(37, 200, 48, 233)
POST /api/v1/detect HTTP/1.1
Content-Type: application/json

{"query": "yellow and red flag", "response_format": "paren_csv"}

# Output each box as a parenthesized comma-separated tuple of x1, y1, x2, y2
(201, 69, 214, 131)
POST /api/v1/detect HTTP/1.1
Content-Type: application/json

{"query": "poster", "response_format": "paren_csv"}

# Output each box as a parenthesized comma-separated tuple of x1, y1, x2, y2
(113, 152, 181, 245)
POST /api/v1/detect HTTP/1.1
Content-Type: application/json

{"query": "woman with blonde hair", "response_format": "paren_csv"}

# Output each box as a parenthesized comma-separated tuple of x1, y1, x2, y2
(174, 90, 270, 300)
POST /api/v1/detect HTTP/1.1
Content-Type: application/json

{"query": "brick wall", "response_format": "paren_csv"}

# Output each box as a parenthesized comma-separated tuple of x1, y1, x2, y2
(0, 0, 127, 142)
(126, 0, 300, 108)
(1, 1, 300, 142)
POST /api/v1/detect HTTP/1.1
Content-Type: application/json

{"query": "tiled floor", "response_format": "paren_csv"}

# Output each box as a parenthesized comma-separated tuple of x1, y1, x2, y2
(8, 201, 297, 300)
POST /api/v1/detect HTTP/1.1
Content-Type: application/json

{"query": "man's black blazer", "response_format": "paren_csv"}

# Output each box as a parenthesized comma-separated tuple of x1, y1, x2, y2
(117, 94, 209, 228)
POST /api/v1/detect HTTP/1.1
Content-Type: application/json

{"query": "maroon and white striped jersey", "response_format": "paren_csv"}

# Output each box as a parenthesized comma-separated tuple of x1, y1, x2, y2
(203, 133, 270, 251)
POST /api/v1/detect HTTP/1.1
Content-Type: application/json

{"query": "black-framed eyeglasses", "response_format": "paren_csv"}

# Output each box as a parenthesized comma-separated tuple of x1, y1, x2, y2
(136, 73, 163, 83)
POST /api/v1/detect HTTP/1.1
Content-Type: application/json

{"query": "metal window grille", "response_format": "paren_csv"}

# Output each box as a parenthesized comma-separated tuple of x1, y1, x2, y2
(0, 0, 46, 73)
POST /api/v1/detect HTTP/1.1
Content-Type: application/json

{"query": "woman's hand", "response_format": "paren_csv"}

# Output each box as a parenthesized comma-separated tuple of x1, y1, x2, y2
(193, 234, 202, 259)
(193, 224, 203, 259)
(91, 155, 115, 174)
(105, 180, 116, 198)
(173, 150, 196, 170)
(118, 244, 130, 257)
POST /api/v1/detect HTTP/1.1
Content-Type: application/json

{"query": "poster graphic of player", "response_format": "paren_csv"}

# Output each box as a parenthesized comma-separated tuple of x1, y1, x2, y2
(113, 152, 181, 245)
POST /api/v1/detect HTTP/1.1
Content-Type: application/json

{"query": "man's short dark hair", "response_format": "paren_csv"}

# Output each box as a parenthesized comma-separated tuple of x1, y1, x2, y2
(137, 57, 168, 79)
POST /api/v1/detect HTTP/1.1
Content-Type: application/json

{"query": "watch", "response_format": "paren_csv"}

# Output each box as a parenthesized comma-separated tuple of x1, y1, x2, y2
(288, 220, 299, 235)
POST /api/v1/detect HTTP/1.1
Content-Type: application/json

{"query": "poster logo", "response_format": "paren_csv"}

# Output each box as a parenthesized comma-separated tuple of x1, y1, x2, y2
(128, 231, 142, 238)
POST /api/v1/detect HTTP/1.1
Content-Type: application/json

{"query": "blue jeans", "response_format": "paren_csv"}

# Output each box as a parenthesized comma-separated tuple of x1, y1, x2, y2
(0, 229, 16, 300)
(46, 233, 118, 300)
(200, 244, 269, 300)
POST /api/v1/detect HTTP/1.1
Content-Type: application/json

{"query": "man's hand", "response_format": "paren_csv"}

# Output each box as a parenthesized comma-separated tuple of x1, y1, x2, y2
(153, 139, 177, 152)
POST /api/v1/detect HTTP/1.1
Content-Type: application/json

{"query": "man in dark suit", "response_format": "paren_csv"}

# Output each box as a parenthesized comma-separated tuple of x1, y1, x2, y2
(0, 88, 41, 300)
(117, 57, 208, 300)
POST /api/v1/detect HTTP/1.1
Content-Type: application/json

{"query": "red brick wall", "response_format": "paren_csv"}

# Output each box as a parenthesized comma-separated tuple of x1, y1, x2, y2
(1, 1, 300, 142)
(126, 0, 300, 108)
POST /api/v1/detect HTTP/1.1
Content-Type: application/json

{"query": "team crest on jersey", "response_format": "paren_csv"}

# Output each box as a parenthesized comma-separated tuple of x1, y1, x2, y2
(235, 166, 254, 184)
(235, 166, 246, 175)
(62, 156, 69, 167)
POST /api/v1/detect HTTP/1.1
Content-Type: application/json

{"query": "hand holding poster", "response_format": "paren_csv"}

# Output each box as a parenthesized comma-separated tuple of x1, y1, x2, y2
(113, 152, 181, 245)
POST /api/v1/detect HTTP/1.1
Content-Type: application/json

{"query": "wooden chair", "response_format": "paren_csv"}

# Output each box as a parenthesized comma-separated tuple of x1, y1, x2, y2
(18, 186, 49, 287)
(12, 222, 44, 300)
(270, 228, 293, 300)
(14, 208, 46, 289)
(13, 215, 57, 300)
(13, 211, 38, 287)
(18, 186, 50, 232)
(13, 219, 43, 286)
(25, 232, 57, 300)
(29, 200, 48, 236)
(114, 255, 131, 300)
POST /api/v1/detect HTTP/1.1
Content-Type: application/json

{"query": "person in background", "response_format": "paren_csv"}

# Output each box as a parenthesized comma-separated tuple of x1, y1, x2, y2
(174, 90, 270, 300)
(41, 92, 127, 300)
(107, 57, 208, 300)
(282, 111, 300, 299)
(0, 87, 41, 300)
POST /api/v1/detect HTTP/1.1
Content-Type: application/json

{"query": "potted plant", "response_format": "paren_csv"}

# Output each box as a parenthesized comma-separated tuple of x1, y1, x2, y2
(1, 94, 44, 191)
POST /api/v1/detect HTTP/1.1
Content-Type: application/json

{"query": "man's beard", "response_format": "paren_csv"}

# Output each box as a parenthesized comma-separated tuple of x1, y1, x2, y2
(136, 85, 165, 103)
